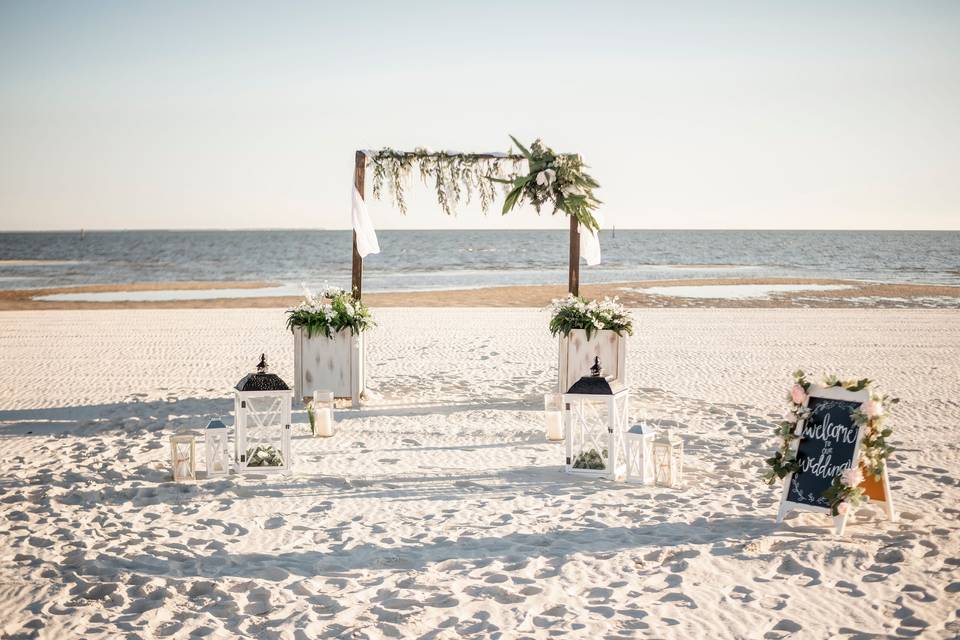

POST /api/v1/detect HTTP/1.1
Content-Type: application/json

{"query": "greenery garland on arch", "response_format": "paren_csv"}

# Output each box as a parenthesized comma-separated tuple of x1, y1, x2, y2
(366, 136, 602, 232)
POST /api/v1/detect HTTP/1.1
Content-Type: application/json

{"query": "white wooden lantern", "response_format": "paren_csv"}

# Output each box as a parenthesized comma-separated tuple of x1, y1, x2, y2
(563, 357, 629, 480)
(624, 422, 657, 485)
(544, 393, 564, 442)
(170, 433, 197, 482)
(204, 418, 230, 476)
(234, 354, 294, 475)
(309, 390, 335, 437)
(653, 432, 684, 487)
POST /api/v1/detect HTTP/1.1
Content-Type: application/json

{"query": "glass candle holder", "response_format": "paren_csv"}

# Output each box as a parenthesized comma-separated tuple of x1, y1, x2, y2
(311, 390, 335, 437)
(544, 393, 564, 441)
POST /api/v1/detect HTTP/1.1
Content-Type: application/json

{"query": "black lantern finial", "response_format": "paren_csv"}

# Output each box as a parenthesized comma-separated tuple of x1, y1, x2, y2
(257, 353, 268, 374)
(590, 356, 603, 377)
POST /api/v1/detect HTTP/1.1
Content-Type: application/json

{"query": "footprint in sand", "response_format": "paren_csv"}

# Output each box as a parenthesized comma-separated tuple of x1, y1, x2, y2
(729, 586, 756, 603)
(764, 619, 803, 638)
(244, 589, 273, 616)
(901, 584, 937, 603)
(835, 580, 865, 598)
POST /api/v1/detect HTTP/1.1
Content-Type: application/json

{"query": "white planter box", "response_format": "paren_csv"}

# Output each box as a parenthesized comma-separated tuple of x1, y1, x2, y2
(558, 329, 627, 394)
(293, 327, 365, 407)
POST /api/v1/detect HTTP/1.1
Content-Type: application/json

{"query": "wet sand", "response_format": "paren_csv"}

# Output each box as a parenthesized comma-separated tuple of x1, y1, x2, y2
(1, 277, 959, 310)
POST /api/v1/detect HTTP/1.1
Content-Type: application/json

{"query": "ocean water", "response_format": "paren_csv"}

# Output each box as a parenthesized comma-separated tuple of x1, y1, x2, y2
(0, 230, 958, 294)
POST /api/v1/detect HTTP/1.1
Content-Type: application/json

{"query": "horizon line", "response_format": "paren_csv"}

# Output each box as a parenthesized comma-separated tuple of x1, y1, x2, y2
(2, 227, 959, 233)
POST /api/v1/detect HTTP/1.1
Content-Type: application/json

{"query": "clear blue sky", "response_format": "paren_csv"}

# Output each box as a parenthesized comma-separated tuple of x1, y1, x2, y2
(1, 1, 958, 231)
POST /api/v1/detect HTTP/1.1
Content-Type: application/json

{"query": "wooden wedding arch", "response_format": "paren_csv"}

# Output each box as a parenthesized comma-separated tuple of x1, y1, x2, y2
(349, 149, 586, 300)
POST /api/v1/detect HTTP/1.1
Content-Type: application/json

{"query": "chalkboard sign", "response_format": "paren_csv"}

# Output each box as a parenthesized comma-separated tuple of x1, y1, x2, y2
(775, 385, 870, 534)
(786, 395, 862, 508)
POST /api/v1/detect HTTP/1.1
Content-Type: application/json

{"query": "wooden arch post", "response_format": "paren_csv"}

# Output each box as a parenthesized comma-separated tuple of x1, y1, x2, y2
(568, 215, 580, 297)
(349, 149, 581, 300)
(351, 150, 365, 300)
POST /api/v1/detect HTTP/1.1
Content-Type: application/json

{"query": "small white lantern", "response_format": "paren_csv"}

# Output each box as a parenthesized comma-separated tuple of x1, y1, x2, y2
(170, 433, 197, 481)
(563, 357, 630, 480)
(309, 390, 335, 437)
(624, 422, 657, 485)
(205, 418, 230, 476)
(544, 393, 564, 441)
(653, 431, 684, 487)
(234, 354, 294, 474)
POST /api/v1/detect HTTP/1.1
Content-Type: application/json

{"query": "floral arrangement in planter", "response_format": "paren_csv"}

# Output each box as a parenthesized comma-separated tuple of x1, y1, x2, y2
(547, 294, 634, 339)
(285, 284, 374, 339)
(763, 370, 898, 515)
(245, 444, 284, 467)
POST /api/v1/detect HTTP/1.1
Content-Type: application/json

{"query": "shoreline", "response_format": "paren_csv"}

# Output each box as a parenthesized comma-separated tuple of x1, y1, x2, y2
(1, 277, 959, 310)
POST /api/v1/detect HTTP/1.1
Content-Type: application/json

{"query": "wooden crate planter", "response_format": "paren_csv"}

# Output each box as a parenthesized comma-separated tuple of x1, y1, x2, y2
(293, 327, 365, 408)
(558, 329, 626, 394)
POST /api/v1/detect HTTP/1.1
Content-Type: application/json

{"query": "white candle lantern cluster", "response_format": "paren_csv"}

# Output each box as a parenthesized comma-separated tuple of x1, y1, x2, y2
(563, 358, 629, 480)
(543, 393, 564, 441)
(310, 390, 335, 437)
(653, 431, 684, 487)
(624, 422, 657, 485)
(204, 418, 230, 476)
(170, 433, 197, 482)
(234, 354, 293, 475)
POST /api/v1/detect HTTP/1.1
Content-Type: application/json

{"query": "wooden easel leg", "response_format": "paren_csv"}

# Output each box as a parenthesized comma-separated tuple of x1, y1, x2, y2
(776, 503, 788, 523)
(834, 510, 851, 536)
(775, 476, 791, 523)
(882, 468, 897, 522)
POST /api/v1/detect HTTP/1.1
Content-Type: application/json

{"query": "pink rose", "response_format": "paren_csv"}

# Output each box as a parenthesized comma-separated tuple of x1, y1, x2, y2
(841, 466, 864, 488)
(790, 384, 806, 405)
(863, 399, 883, 419)
(837, 502, 849, 515)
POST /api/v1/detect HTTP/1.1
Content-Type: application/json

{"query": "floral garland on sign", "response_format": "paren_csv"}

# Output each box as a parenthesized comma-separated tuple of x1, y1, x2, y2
(763, 370, 898, 516)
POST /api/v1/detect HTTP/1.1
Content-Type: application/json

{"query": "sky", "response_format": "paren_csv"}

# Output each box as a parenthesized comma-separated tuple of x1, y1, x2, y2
(1, 1, 958, 231)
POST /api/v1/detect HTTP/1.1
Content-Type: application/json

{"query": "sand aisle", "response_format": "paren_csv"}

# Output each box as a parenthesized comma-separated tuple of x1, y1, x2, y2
(1, 308, 958, 638)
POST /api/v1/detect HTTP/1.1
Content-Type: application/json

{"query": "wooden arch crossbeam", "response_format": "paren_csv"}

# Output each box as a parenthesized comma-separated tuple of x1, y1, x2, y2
(351, 149, 584, 300)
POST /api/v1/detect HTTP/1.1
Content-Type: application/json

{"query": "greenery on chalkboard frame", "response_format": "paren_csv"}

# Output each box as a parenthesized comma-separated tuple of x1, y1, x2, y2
(763, 370, 899, 516)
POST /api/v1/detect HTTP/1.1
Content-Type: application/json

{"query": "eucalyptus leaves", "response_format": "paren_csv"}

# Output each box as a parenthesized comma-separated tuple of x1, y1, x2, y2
(370, 147, 520, 216)
(366, 136, 601, 231)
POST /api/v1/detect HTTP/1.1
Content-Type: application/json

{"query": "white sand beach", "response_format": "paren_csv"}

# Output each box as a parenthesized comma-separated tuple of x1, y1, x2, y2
(1, 308, 958, 639)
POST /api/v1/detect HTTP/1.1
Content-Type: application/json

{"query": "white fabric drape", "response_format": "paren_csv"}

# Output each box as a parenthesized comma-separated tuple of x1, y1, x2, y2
(351, 185, 380, 258)
(579, 216, 602, 266)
